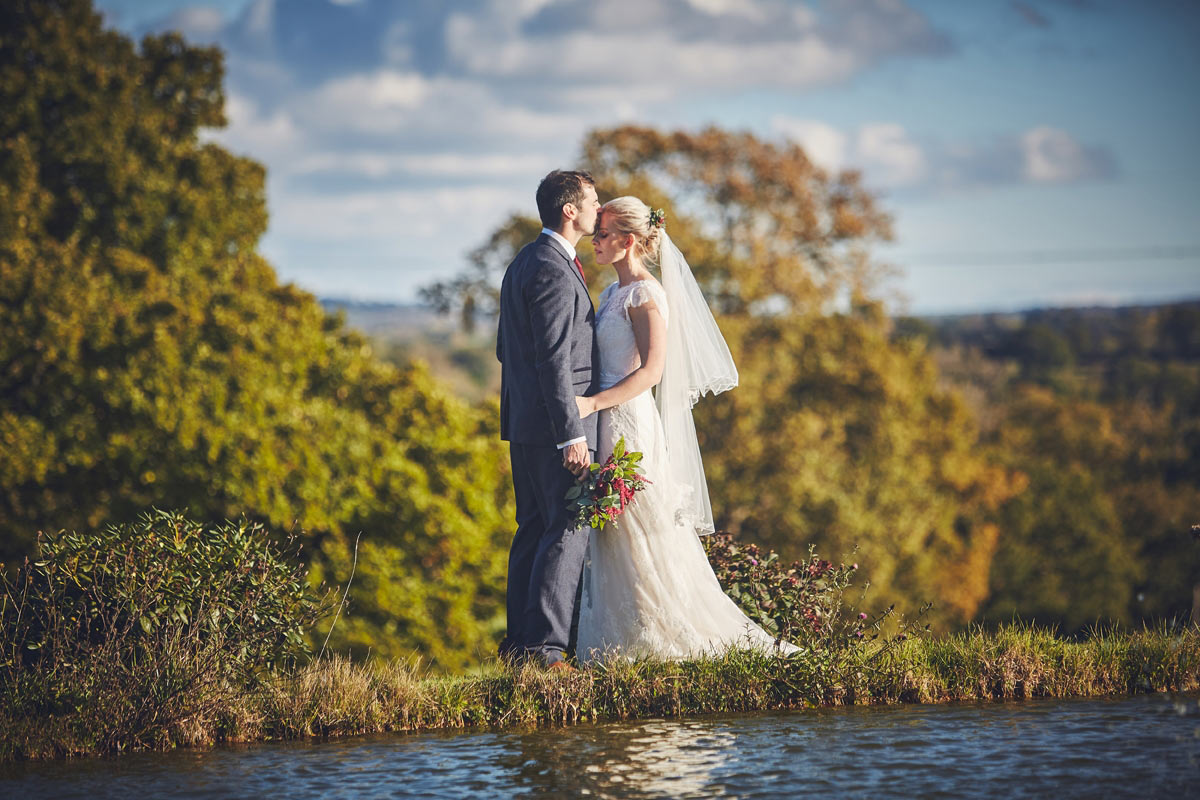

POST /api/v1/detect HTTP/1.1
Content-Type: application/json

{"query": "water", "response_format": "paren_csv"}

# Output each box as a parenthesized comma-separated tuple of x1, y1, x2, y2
(3, 693, 1197, 799)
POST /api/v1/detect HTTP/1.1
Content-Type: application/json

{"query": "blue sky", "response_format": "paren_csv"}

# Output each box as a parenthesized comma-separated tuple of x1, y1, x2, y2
(95, 0, 1200, 314)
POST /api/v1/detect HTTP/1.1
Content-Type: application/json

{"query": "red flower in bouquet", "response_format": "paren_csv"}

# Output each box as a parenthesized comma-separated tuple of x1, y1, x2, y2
(565, 436, 651, 530)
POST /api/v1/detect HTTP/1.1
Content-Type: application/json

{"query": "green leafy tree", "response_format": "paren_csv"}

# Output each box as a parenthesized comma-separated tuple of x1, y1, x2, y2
(0, 0, 513, 670)
(978, 388, 1142, 629)
(922, 304, 1200, 627)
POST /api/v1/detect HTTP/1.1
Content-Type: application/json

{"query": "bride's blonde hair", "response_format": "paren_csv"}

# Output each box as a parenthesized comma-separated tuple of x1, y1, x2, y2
(601, 196, 664, 265)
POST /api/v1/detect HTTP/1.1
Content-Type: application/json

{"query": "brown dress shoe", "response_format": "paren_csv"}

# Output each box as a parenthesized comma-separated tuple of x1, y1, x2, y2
(546, 660, 578, 673)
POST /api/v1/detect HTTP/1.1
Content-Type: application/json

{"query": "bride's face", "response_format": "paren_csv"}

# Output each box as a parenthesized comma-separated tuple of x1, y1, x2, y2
(591, 213, 627, 266)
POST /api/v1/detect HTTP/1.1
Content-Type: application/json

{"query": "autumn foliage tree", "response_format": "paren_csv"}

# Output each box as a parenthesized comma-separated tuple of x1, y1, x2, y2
(926, 304, 1200, 629)
(0, 0, 513, 669)
(432, 126, 1018, 629)
(585, 128, 1020, 628)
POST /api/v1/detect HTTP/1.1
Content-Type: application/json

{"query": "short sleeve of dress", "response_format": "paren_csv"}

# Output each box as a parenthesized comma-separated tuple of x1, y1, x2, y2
(624, 280, 669, 323)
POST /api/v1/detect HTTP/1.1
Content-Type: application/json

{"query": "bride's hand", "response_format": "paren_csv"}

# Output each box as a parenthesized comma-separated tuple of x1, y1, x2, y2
(575, 395, 597, 418)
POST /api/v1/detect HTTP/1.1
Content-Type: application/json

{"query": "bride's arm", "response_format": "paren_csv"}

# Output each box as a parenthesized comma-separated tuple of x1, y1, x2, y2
(575, 301, 666, 417)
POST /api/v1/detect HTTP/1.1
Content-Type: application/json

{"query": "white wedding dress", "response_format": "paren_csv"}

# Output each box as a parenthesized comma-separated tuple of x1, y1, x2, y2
(576, 279, 798, 663)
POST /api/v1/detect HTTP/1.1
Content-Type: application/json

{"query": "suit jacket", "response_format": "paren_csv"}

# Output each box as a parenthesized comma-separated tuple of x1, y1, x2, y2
(497, 233, 599, 449)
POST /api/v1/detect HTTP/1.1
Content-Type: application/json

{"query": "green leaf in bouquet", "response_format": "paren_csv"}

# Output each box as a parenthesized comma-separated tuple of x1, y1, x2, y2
(613, 437, 626, 459)
(565, 485, 582, 500)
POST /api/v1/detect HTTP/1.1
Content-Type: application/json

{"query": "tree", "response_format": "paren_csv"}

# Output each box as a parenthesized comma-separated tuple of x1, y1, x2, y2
(420, 216, 542, 335)
(919, 303, 1200, 628)
(0, 0, 513, 670)
(428, 126, 1017, 629)
(978, 388, 1142, 630)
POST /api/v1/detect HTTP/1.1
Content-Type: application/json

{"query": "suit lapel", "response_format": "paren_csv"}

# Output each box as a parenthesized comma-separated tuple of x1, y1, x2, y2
(538, 233, 589, 293)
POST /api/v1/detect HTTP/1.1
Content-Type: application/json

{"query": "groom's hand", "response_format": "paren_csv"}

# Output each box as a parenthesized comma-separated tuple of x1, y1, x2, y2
(563, 441, 591, 477)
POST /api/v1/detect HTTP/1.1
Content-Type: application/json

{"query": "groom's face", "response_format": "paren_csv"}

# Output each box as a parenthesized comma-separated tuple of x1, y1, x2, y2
(573, 184, 601, 236)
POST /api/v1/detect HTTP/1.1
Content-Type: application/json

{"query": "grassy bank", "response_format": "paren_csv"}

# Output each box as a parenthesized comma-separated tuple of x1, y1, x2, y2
(3, 623, 1197, 760)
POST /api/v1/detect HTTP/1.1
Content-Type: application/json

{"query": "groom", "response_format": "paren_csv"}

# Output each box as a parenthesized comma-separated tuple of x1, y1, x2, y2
(496, 169, 601, 669)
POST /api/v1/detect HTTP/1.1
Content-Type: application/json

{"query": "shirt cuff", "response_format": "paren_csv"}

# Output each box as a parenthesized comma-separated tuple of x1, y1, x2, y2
(556, 436, 587, 450)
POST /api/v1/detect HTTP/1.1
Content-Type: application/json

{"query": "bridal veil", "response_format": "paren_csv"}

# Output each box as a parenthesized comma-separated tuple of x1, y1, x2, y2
(653, 230, 738, 535)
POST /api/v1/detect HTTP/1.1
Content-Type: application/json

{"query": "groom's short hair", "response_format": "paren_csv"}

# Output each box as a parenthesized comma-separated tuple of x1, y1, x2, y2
(536, 170, 595, 229)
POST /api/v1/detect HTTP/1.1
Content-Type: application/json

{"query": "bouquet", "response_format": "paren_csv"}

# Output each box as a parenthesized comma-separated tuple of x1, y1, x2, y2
(565, 437, 651, 530)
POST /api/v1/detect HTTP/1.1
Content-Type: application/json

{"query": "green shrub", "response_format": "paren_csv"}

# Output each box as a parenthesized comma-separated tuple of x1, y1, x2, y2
(0, 509, 330, 754)
(703, 532, 863, 648)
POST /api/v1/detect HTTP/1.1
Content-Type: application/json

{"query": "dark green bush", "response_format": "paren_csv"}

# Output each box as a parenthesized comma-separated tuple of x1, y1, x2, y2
(704, 532, 863, 648)
(0, 509, 329, 754)
(704, 532, 933, 697)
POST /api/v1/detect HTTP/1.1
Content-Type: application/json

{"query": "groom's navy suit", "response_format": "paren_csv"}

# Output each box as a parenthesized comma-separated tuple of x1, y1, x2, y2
(497, 232, 599, 666)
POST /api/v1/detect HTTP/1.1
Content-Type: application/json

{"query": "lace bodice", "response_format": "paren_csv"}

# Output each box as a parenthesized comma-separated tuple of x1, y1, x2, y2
(595, 279, 669, 390)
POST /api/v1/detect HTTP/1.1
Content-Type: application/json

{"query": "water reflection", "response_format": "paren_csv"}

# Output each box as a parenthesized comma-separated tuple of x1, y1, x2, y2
(1, 693, 1196, 799)
(496, 718, 737, 797)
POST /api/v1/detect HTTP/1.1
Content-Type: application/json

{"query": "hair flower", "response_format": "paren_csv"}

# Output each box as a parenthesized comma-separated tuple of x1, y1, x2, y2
(648, 208, 666, 229)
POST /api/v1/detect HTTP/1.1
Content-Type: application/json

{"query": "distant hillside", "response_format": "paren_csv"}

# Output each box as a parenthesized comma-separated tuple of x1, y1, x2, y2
(896, 299, 1200, 413)
(319, 299, 458, 338)
(327, 296, 1200, 358)
(898, 299, 1200, 362)
(321, 299, 499, 400)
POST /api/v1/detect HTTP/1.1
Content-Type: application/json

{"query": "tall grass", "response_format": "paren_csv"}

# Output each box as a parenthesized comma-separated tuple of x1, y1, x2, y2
(3, 623, 1196, 760)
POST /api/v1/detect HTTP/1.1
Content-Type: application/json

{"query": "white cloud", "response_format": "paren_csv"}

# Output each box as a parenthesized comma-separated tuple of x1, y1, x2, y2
(774, 117, 928, 186)
(771, 117, 848, 170)
(381, 20, 413, 66)
(433, 0, 949, 97)
(290, 71, 585, 145)
(274, 186, 525, 242)
(160, 6, 225, 40)
(445, 23, 864, 92)
(776, 117, 1114, 191)
(857, 122, 928, 186)
(685, 0, 755, 15)
(302, 71, 429, 134)
(292, 152, 550, 180)
(241, 0, 274, 39)
(512, 0, 559, 18)
(1021, 125, 1109, 183)
(126, 0, 959, 300)
(209, 92, 301, 155)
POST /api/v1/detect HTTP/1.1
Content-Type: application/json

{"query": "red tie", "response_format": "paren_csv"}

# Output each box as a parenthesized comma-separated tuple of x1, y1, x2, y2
(573, 256, 586, 282)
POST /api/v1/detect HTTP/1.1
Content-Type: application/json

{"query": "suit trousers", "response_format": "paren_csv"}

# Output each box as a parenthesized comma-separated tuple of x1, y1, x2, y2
(502, 442, 591, 666)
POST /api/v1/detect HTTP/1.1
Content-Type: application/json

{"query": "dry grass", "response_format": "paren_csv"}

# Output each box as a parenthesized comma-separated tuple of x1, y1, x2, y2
(3, 623, 1197, 760)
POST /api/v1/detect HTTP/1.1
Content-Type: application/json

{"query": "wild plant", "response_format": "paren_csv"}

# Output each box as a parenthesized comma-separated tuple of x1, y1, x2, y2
(0, 508, 330, 754)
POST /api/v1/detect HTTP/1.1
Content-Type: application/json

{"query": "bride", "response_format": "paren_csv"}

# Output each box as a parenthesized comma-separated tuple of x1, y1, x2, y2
(573, 196, 797, 662)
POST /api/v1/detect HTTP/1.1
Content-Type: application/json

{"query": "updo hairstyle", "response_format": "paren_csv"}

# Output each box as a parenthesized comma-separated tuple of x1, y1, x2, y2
(601, 196, 664, 265)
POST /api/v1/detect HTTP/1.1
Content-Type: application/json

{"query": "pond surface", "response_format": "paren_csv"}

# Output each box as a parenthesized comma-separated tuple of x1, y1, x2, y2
(3, 692, 1196, 799)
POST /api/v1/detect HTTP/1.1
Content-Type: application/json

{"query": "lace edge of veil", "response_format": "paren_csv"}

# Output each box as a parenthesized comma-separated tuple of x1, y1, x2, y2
(686, 377, 739, 409)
